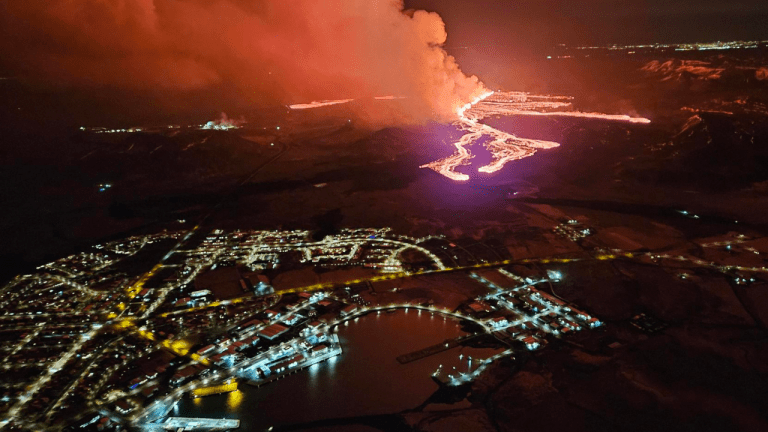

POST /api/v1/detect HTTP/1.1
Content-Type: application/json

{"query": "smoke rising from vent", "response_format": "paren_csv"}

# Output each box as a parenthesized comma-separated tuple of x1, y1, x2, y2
(0, 0, 487, 123)
(201, 112, 244, 130)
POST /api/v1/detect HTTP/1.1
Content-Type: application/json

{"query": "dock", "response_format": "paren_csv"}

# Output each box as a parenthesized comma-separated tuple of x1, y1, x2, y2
(189, 379, 238, 398)
(245, 343, 342, 387)
(162, 417, 240, 431)
(396, 334, 479, 364)
(431, 348, 515, 387)
(240, 334, 343, 387)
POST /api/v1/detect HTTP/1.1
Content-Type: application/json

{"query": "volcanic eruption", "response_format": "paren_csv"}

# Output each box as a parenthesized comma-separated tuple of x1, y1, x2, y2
(2, 0, 651, 180)
(0, 0, 488, 123)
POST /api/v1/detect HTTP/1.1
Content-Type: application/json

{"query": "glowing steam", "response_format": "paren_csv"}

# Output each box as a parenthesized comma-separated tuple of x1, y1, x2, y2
(374, 95, 408, 100)
(200, 112, 243, 130)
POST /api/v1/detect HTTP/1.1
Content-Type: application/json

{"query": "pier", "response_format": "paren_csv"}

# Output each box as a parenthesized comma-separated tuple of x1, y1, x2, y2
(396, 334, 479, 364)
(242, 335, 343, 387)
(162, 417, 240, 431)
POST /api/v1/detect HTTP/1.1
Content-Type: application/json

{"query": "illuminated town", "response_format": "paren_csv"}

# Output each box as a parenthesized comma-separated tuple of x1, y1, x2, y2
(2, 219, 767, 431)
(567, 39, 768, 53)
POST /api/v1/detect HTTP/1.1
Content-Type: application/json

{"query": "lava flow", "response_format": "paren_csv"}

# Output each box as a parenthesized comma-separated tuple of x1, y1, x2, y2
(420, 91, 651, 181)
(288, 99, 355, 110)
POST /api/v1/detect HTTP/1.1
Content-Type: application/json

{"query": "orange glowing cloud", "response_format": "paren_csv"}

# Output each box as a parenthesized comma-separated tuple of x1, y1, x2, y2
(0, 0, 487, 123)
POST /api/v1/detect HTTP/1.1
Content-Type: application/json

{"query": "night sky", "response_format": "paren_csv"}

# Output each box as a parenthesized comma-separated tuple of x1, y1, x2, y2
(407, 0, 768, 49)
(403, 0, 768, 92)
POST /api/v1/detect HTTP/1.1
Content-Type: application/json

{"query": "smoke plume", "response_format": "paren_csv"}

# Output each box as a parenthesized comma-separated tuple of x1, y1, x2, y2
(201, 112, 244, 130)
(0, 0, 487, 123)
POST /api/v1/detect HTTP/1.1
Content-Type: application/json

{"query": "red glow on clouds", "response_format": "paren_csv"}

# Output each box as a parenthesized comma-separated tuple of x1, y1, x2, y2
(0, 0, 486, 123)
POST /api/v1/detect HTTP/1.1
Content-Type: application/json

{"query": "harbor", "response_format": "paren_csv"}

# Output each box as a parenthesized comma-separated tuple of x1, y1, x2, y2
(175, 310, 499, 430)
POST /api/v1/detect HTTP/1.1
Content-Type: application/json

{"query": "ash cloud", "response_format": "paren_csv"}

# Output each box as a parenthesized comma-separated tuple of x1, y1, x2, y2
(0, 0, 486, 124)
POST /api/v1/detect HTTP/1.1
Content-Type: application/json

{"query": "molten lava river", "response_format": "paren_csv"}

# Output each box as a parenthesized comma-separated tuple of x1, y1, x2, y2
(419, 91, 650, 181)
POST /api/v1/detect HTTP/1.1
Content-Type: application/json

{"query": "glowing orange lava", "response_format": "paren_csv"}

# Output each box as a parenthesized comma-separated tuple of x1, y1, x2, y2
(420, 91, 651, 181)
(289, 99, 355, 109)
(374, 95, 408, 100)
